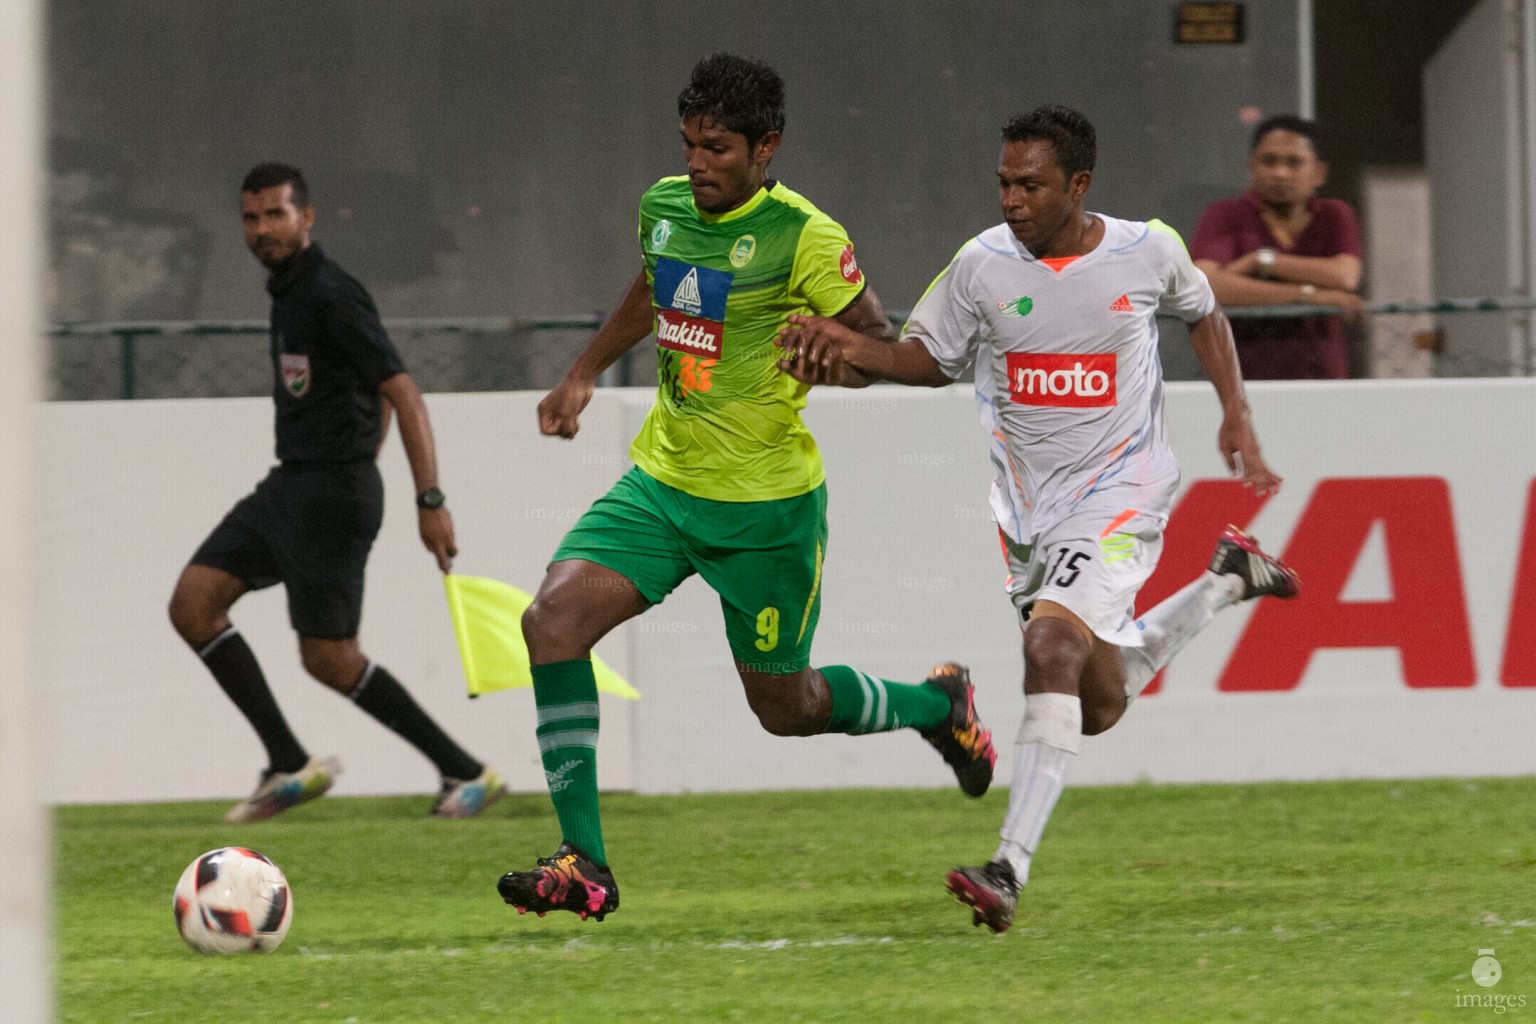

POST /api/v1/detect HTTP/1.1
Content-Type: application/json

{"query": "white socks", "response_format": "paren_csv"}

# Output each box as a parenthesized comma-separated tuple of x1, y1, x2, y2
(1121, 571, 1243, 700)
(992, 571, 1245, 886)
(994, 691, 1082, 885)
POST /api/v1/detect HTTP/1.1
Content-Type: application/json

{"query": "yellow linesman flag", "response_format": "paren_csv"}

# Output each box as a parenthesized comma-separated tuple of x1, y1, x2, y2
(443, 574, 640, 700)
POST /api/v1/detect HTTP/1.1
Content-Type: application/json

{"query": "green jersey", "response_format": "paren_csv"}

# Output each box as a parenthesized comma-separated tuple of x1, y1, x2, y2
(629, 177, 867, 501)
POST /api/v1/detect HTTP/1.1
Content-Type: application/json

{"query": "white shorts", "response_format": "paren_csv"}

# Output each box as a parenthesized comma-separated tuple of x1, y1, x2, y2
(1001, 505, 1166, 648)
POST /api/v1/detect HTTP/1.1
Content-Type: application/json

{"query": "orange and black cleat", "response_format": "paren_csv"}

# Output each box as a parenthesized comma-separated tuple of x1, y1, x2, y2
(920, 662, 997, 798)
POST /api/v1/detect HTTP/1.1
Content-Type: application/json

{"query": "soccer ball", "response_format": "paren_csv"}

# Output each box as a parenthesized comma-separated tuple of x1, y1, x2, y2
(172, 847, 293, 954)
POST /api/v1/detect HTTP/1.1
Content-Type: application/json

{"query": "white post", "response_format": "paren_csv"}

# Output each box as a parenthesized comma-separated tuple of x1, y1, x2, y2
(1296, 0, 1316, 119)
(1523, 0, 1536, 373)
(0, 0, 50, 1020)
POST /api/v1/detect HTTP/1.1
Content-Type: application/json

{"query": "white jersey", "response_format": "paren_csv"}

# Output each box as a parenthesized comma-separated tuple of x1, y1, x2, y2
(907, 215, 1215, 541)
(973, 370, 1027, 545)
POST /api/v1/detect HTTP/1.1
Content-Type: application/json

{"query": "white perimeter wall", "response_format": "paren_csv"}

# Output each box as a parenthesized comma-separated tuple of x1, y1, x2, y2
(44, 380, 1536, 804)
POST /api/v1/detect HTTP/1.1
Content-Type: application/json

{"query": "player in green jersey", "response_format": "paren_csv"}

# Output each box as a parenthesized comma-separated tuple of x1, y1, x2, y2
(496, 52, 998, 922)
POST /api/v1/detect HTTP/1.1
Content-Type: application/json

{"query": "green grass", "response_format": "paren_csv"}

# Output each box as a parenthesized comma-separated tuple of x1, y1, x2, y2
(56, 778, 1536, 1023)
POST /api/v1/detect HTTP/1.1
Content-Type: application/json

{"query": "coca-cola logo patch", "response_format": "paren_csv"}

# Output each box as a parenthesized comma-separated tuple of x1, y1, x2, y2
(1005, 352, 1116, 407)
(839, 245, 863, 286)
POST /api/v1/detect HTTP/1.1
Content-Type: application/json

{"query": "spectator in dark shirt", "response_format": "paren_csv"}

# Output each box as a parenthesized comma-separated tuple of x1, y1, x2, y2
(1191, 115, 1364, 379)
(167, 163, 504, 823)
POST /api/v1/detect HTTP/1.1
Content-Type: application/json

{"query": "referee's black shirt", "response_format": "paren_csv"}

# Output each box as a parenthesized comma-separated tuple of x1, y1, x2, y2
(266, 243, 407, 463)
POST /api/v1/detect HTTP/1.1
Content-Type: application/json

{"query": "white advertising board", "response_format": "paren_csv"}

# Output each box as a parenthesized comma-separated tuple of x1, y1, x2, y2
(42, 379, 1536, 803)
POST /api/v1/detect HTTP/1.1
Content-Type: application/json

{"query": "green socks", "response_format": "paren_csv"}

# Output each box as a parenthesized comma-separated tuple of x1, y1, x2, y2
(818, 664, 950, 735)
(531, 659, 606, 866)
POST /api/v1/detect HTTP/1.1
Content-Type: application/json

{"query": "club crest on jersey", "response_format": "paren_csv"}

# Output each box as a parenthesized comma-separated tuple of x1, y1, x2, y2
(653, 257, 731, 359)
(729, 234, 756, 268)
(650, 219, 672, 251)
(1005, 352, 1116, 408)
(998, 295, 1034, 318)
(839, 245, 863, 286)
(279, 353, 311, 398)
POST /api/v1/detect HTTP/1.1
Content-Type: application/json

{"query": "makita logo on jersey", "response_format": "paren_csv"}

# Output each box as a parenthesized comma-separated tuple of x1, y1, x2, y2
(1005, 352, 1117, 407)
(656, 308, 723, 358)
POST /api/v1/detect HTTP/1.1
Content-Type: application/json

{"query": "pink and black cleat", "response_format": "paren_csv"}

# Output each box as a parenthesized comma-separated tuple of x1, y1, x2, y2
(497, 842, 619, 922)
(1209, 525, 1300, 600)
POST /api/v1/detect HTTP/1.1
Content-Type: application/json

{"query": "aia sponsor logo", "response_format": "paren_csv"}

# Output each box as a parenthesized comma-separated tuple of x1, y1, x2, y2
(1005, 352, 1116, 407)
(656, 308, 722, 358)
(839, 245, 863, 285)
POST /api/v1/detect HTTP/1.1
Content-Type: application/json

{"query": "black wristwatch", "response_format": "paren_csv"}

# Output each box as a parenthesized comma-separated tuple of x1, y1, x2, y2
(1255, 247, 1278, 278)
(416, 486, 446, 510)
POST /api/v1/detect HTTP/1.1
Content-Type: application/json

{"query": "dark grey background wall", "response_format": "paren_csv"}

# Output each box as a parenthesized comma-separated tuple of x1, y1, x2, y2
(48, 0, 1304, 333)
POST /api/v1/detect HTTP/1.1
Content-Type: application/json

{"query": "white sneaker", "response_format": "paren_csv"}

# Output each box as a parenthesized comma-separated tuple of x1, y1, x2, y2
(224, 756, 339, 823)
(430, 767, 507, 819)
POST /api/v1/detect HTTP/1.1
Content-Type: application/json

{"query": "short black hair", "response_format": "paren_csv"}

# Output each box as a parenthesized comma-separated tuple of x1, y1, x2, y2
(676, 52, 786, 148)
(1251, 114, 1319, 154)
(1000, 105, 1097, 178)
(241, 163, 310, 208)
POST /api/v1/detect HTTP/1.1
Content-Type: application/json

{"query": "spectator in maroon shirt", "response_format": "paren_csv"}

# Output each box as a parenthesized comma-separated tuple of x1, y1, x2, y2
(1191, 115, 1364, 379)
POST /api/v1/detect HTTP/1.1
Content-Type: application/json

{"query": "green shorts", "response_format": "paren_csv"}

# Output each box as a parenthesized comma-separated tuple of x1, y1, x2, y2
(553, 466, 828, 673)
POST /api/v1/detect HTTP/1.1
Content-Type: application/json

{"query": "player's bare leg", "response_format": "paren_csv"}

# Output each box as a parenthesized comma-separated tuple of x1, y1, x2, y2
(737, 661, 996, 796)
(522, 559, 651, 664)
(295, 634, 494, 816)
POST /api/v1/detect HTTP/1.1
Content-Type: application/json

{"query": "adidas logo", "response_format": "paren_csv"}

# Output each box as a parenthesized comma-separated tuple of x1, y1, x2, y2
(1245, 553, 1277, 586)
(1109, 293, 1134, 312)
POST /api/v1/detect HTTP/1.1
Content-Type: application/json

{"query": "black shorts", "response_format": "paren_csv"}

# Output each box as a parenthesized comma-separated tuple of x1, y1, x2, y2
(190, 460, 384, 639)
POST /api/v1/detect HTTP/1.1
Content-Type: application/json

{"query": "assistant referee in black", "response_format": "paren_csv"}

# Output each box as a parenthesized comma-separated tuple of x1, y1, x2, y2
(168, 163, 504, 822)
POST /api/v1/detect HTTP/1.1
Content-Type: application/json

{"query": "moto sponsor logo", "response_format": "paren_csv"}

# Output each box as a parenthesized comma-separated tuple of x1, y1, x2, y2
(1005, 352, 1116, 407)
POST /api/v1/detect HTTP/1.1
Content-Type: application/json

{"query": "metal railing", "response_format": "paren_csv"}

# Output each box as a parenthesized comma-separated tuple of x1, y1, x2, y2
(46, 297, 1536, 399)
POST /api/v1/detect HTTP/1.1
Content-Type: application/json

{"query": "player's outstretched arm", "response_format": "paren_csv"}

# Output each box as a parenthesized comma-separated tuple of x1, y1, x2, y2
(380, 371, 458, 572)
(1188, 308, 1282, 497)
(776, 314, 952, 389)
(537, 270, 654, 439)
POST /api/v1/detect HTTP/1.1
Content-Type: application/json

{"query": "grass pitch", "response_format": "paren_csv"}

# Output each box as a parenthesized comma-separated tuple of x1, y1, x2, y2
(56, 777, 1534, 1023)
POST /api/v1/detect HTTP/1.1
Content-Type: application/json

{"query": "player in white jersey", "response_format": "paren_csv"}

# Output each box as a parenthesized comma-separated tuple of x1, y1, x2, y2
(776, 105, 1301, 933)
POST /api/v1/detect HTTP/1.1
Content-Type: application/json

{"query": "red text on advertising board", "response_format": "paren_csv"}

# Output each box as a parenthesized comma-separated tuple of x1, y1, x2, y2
(1138, 475, 1536, 692)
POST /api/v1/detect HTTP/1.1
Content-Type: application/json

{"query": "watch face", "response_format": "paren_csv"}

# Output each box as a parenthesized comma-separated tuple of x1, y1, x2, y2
(418, 488, 445, 509)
